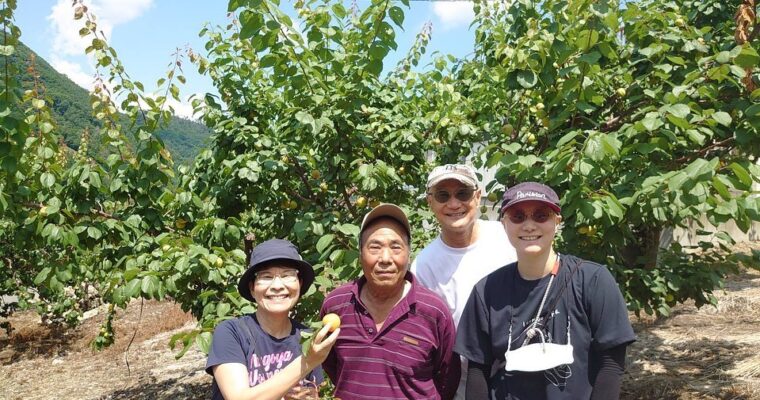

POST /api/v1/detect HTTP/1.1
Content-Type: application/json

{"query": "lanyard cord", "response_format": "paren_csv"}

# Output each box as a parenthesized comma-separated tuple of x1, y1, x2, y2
(523, 254, 561, 345)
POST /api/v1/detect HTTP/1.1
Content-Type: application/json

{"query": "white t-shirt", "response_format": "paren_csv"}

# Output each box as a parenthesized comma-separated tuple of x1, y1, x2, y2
(411, 220, 517, 400)
(411, 220, 516, 326)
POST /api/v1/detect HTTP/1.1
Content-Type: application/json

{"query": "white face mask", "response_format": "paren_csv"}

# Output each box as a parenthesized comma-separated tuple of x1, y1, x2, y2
(505, 340, 574, 372)
(505, 255, 574, 373)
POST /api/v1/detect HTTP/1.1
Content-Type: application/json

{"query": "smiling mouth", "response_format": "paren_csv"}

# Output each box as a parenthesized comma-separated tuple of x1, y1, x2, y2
(265, 294, 290, 300)
(446, 212, 466, 218)
(521, 236, 541, 241)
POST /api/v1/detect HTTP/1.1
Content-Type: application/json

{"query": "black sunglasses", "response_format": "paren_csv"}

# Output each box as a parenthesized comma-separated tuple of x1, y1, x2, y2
(504, 209, 554, 224)
(428, 188, 476, 203)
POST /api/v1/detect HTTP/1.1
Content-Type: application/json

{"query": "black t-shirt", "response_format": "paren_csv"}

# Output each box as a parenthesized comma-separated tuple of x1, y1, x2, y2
(455, 254, 636, 400)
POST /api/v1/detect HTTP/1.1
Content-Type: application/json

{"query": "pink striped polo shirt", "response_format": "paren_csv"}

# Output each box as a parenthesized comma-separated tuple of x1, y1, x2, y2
(320, 272, 460, 400)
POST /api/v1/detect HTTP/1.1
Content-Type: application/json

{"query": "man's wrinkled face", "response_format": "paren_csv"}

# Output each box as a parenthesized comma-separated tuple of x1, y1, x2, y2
(360, 218, 410, 292)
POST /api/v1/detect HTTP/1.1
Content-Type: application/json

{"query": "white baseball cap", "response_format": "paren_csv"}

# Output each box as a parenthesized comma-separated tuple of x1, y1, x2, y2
(426, 164, 479, 189)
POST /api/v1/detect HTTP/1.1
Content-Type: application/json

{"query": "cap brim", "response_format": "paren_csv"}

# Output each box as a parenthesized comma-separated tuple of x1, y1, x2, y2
(500, 198, 561, 217)
(360, 203, 412, 240)
(237, 258, 315, 303)
(427, 174, 478, 189)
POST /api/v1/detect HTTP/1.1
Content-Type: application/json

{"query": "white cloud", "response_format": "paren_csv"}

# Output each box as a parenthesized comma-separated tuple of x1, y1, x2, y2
(165, 95, 199, 120)
(138, 93, 201, 121)
(91, 0, 154, 26)
(50, 56, 95, 90)
(46, 0, 154, 89)
(432, 2, 475, 30)
(48, 0, 90, 56)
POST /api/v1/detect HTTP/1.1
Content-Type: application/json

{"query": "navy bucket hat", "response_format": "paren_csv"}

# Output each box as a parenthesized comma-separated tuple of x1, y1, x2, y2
(237, 239, 315, 303)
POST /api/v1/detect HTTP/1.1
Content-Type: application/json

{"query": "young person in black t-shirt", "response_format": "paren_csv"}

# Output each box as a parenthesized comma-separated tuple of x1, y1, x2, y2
(455, 182, 636, 400)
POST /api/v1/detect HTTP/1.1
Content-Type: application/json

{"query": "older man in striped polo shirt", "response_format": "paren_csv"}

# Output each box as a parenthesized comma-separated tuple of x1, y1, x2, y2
(320, 203, 460, 399)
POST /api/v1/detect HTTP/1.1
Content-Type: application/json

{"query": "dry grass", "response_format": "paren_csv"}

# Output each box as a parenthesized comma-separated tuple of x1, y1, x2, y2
(1, 247, 759, 399)
(622, 265, 760, 400)
(0, 300, 208, 400)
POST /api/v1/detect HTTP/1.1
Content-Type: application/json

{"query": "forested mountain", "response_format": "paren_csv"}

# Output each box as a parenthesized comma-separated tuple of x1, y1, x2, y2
(13, 42, 211, 165)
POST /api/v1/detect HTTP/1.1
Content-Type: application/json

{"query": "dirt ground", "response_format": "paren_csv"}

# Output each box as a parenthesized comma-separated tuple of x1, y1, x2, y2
(1, 253, 759, 400)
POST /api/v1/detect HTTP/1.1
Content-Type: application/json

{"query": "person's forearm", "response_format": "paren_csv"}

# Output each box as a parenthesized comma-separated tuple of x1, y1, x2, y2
(466, 360, 489, 400)
(590, 344, 627, 400)
(435, 353, 462, 400)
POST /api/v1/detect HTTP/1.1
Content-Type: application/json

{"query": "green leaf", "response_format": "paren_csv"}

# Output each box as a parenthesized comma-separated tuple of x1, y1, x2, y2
(331, 3, 346, 18)
(729, 163, 752, 188)
(141, 275, 160, 297)
(641, 114, 663, 131)
(712, 176, 731, 200)
(556, 131, 580, 147)
(685, 129, 705, 145)
(712, 111, 731, 126)
(576, 30, 599, 50)
(336, 223, 360, 236)
(239, 10, 264, 39)
(40, 122, 54, 134)
(316, 234, 335, 254)
(745, 104, 760, 129)
(110, 178, 122, 192)
(516, 70, 537, 88)
(126, 278, 142, 297)
(34, 267, 52, 285)
(217, 303, 230, 318)
(668, 104, 690, 119)
(87, 226, 102, 239)
(369, 44, 389, 60)
(734, 44, 760, 68)
(196, 332, 213, 354)
(366, 59, 383, 76)
(40, 172, 55, 188)
(578, 51, 601, 65)
(301, 330, 314, 356)
(584, 133, 604, 161)
(388, 6, 404, 27)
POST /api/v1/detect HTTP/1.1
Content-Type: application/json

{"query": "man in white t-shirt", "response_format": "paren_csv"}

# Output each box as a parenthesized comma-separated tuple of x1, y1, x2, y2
(411, 163, 517, 399)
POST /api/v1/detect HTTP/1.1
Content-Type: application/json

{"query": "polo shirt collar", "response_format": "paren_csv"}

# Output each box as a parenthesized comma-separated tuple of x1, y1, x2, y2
(351, 271, 418, 311)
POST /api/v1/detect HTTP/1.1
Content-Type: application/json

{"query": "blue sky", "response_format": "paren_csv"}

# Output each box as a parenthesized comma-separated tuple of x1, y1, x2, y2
(14, 0, 477, 118)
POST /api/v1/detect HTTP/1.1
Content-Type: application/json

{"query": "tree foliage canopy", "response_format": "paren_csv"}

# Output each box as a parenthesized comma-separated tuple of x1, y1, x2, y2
(1, 0, 760, 361)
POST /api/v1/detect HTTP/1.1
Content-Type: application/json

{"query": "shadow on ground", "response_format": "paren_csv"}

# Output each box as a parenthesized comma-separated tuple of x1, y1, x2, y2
(100, 377, 211, 400)
(623, 325, 755, 399)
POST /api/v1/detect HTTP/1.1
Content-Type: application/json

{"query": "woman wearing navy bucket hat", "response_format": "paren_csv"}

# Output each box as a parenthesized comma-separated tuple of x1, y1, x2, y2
(455, 182, 636, 399)
(205, 239, 339, 400)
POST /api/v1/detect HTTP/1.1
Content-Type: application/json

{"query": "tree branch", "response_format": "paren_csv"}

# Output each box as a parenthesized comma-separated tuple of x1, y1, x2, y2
(673, 137, 734, 164)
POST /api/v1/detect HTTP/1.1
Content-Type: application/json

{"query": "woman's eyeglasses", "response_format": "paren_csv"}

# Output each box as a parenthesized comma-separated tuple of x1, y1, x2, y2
(255, 270, 299, 285)
(504, 209, 554, 224)
(428, 188, 476, 203)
